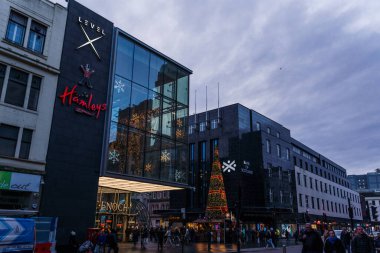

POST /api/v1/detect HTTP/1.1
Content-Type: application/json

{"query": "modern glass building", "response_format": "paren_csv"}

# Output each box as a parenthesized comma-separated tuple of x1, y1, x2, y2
(99, 30, 191, 192)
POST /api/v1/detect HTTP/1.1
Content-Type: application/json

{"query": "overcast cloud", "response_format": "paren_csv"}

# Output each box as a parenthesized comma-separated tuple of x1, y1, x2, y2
(55, 0, 380, 174)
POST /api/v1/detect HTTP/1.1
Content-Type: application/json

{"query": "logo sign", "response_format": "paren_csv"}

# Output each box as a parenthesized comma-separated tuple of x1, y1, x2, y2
(98, 201, 130, 213)
(58, 64, 107, 119)
(77, 17, 106, 60)
(241, 160, 253, 175)
(222, 160, 236, 173)
(0, 171, 41, 193)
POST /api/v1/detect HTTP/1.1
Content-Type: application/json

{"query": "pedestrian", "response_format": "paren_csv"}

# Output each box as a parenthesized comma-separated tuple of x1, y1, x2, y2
(341, 228, 352, 253)
(351, 226, 374, 253)
(324, 230, 345, 253)
(294, 229, 299, 245)
(265, 228, 275, 249)
(157, 226, 164, 252)
(207, 229, 212, 252)
(106, 229, 118, 253)
(132, 228, 139, 247)
(68, 230, 79, 252)
(299, 223, 323, 253)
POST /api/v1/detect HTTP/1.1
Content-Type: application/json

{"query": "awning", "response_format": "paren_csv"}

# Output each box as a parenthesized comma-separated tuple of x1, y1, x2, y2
(98, 176, 184, 193)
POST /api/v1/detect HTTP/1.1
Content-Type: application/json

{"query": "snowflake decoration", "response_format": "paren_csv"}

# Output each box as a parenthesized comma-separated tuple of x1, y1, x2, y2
(175, 170, 185, 182)
(114, 79, 125, 94)
(161, 150, 171, 162)
(176, 119, 183, 127)
(145, 162, 152, 173)
(176, 129, 184, 139)
(109, 149, 120, 164)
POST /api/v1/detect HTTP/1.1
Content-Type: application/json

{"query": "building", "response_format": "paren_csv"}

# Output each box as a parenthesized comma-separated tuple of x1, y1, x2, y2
(0, 0, 66, 216)
(348, 169, 380, 192)
(292, 139, 362, 226)
(38, 0, 192, 244)
(147, 191, 170, 227)
(172, 103, 362, 231)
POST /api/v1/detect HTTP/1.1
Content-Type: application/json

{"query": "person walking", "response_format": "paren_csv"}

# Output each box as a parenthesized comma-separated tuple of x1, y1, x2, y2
(294, 229, 299, 245)
(157, 227, 164, 252)
(341, 228, 352, 253)
(324, 230, 345, 253)
(265, 228, 275, 249)
(351, 226, 374, 253)
(299, 223, 323, 253)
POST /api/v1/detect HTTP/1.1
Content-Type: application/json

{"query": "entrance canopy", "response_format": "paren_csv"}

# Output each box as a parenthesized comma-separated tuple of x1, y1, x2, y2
(98, 176, 184, 192)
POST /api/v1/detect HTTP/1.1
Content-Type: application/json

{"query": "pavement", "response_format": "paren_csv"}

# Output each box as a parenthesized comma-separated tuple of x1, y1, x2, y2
(117, 241, 303, 253)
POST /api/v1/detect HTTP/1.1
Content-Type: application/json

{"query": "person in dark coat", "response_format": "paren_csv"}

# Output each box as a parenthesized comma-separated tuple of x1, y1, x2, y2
(299, 223, 323, 253)
(351, 226, 374, 253)
(156, 227, 164, 252)
(340, 228, 352, 253)
(324, 230, 345, 253)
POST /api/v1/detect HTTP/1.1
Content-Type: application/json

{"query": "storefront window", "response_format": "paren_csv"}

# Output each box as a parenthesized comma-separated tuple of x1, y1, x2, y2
(130, 84, 148, 130)
(161, 98, 175, 139)
(175, 143, 188, 184)
(149, 54, 164, 91)
(112, 76, 132, 125)
(132, 45, 149, 87)
(175, 106, 187, 143)
(144, 133, 161, 179)
(115, 36, 134, 80)
(160, 138, 175, 182)
(177, 70, 189, 105)
(108, 122, 128, 174)
(126, 128, 145, 176)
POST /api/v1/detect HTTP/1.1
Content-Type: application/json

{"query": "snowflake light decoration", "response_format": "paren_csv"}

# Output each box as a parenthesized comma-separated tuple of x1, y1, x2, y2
(109, 149, 120, 164)
(176, 119, 183, 127)
(161, 150, 171, 162)
(176, 129, 184, 139)
(114, 79, 125, 94)
(175, 170, 185, 182)
(145, 162, 152, 173)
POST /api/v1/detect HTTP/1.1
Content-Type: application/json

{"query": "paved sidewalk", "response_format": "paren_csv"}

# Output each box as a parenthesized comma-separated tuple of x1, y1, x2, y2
(117, 242, 303, 253)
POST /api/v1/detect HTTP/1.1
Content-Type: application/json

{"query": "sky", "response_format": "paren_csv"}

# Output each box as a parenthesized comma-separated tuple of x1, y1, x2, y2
(54, 0, 380, 175)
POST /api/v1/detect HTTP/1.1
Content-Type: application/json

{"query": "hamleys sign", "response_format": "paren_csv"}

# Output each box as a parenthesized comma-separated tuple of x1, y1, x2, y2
(58, 64, 107, 119)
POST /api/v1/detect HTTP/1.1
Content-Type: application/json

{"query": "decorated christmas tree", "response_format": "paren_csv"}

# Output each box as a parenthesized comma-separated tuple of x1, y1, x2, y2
(205, 148, 228, 220)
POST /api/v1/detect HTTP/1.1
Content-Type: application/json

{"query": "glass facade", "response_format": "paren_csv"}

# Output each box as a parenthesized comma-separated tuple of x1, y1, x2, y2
(106, 32, 191, 186)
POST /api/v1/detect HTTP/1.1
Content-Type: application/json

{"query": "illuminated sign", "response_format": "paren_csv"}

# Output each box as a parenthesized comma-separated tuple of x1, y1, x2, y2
(58, 64, 107, 119)
(98, 201, 130, 213)
(77, 16, 105, 59)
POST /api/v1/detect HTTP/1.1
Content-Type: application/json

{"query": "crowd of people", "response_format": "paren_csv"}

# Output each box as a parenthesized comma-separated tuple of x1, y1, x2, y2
(300, 223, 380, 253)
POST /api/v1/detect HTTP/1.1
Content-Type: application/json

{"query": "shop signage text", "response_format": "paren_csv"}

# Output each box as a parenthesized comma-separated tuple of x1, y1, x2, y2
(78, 16, 106, 35)
(0, 171, 41, 193)
(99, 201, 130, 213)
(58, 85, 107, 119)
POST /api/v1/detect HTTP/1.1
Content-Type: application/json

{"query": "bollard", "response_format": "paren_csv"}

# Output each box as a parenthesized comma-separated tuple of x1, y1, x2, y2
(282, 245, 286, 253)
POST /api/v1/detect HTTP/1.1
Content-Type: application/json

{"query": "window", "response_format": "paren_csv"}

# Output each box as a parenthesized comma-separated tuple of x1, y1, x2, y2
(299, 194, 303, 207)
(309, 178, 313, 189)
(256, 122, 261, 131)
(286, 148, 290, 160)
(276, 132, 280, 138)
(276, 144, 281, 157)
(269, 188, 273, 203)
(27, 76, 41, 110)
(188, 124, 195, 134)
(267, 127, 271, 134)
(0, 64, 6, 98)
(317, 198, 320, 210)
(280, 191, 283, 203)
(6, 11, 27, 46)
(6, 11, 47, 54)
(297, 173, 301, 185)
(305, 195, 309, 208)
(5, 68, 28, 107)
(266, 139, 271, 153)
(304, 175, 307, 187)
(315, 179, 319, 191)
(311, 197, 315, 209)
(199, 122, 206, 132)
(0, 124, 19, 157)
(27, 21, 47, 53)
(19, 128, 32, 159)
(210, 119, 218, 129)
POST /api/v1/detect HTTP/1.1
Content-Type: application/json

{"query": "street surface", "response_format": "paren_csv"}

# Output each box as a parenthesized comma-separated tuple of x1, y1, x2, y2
(117, 242, 303, 253)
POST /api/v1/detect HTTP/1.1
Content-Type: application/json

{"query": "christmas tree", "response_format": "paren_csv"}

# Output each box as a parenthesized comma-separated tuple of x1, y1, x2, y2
(205, 148, 228, 220)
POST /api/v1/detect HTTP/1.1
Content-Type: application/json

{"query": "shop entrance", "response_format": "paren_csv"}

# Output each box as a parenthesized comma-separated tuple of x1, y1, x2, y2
(95, 187, 150, 241)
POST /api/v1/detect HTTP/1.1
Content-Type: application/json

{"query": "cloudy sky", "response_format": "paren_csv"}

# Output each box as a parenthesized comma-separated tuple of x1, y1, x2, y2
(56, 0, 380, 174)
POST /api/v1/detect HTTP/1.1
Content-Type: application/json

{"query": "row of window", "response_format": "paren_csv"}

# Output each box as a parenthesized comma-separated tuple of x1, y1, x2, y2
(266, 165, 292, 183)
(297, 172, 360, 203)
(266, 140, 290, 160)
(0, 63, 41, 111)
(0, 123, 33, 159)
(256, 122, 281, 139)
(188, 119, 219, 134)
(5, 10, 47, 54)
(268, 189, 292, 204)
(149, 203, 169, 214)
(299, 193, 361, 217)
(150, 191, 169, 199)
(294, 156, 349, 188)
